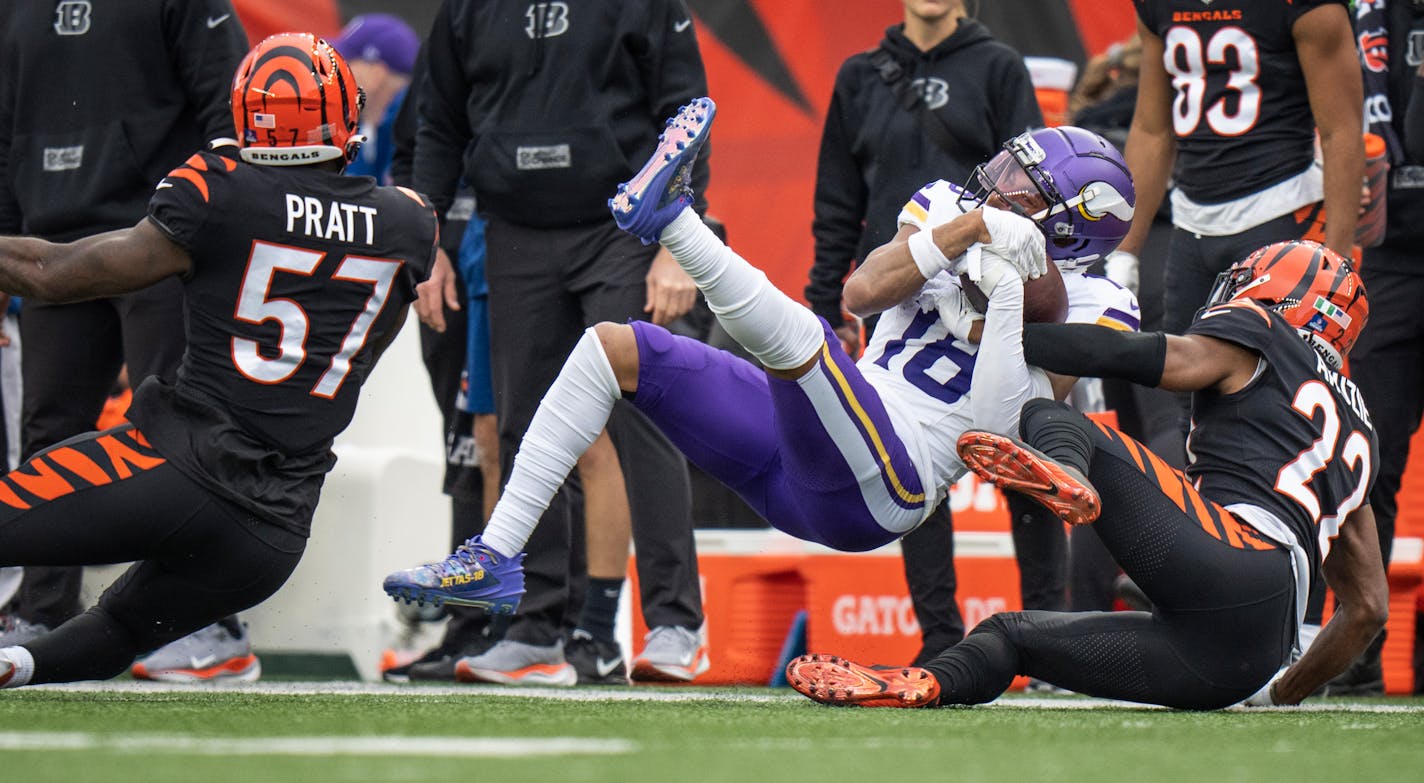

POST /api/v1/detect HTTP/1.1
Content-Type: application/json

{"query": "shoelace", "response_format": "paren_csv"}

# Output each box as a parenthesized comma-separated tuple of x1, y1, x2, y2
(432, 540, 493, 578)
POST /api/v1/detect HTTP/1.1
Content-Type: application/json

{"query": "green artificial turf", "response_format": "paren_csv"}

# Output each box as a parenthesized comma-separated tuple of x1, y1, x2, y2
(2, 686, 1421, 783)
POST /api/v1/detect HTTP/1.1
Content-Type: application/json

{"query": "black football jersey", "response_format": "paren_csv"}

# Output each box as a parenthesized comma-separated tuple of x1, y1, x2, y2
(1134, 0, 1347, 203)
(1185, 300, 1377, 579)
(127, 152, 437, 535)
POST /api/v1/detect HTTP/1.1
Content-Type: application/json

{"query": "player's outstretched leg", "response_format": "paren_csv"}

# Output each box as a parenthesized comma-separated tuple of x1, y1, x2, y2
(785, 653, 941, 708)
(383, 325, 628, 612)
(609, 97, 715, 244)
(611, 98, 824, 374)
(382, 537, 525, 614)
(956, 431, 1101, 526)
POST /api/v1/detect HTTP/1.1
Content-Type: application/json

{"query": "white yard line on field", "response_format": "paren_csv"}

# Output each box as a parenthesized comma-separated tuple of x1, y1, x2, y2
(26, 680, 1424, 713)
(0, 732, 635, 757)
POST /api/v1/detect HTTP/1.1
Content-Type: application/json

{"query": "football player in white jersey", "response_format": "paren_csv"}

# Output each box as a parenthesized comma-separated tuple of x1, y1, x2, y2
(382, 101, 1139, 625)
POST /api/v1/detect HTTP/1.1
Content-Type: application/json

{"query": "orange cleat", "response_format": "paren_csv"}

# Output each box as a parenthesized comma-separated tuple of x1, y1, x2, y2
(956, 430, 1100, 526)
(786, 654, 940, 708)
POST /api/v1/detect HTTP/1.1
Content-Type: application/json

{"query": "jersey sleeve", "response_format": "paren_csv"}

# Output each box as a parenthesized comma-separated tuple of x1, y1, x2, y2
(896, 180, 977, 231)
(1286, 0, 1348, 26)
(1131, 0, 1156, 33)
(393, 186, 439, 282)
(1186, 300, 1278, 355)
(147, 151, 235, 252)
(1064, 274, 1141, 332)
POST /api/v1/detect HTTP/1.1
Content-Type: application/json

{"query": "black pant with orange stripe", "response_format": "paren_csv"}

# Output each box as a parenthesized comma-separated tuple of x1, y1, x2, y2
(0, 425, 304, 684)
(924, 400, 1296, 710)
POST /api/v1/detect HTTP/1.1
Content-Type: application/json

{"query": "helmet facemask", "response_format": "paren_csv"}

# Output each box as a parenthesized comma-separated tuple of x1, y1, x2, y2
(963, 129, 1136, 271)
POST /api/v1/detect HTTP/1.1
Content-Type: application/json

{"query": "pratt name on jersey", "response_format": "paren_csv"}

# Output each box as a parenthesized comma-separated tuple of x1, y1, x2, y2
(284, 194, 378, 245)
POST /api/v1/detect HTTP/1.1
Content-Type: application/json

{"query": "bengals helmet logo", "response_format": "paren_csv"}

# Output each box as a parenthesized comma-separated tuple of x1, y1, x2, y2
(1359, 29, 1389, 73)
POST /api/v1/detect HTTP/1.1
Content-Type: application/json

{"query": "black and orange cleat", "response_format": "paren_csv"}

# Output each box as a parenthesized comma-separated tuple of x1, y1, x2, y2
(786, 653, 940, 708)
(956, 430, 1100, 526)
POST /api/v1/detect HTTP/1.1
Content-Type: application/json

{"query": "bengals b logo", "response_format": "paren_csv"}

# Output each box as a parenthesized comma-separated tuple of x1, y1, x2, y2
(54, 0, 92, 36)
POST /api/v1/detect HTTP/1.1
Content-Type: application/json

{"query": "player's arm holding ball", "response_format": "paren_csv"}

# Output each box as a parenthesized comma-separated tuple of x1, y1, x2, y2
(845, 207, 1045, 318)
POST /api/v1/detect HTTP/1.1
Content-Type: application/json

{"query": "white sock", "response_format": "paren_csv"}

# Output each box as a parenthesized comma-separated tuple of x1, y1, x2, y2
(0, 645, 35, 688)
(660, 209, 823, 370)
(479, 328, 621, 558)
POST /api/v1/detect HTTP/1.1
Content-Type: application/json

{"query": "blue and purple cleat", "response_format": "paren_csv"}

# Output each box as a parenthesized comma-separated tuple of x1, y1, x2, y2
(609, 96, 715, 244)
(382, 535, 525, 614)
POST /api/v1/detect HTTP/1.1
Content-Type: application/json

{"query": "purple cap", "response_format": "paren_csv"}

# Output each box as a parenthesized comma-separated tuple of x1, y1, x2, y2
(332, 14, 418, 76)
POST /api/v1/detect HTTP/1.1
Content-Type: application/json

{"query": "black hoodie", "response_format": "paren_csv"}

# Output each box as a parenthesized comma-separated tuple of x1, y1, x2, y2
(806, 20, 1041, 326)
(0, 0, 247, 241)
(413, 0, 709, 228)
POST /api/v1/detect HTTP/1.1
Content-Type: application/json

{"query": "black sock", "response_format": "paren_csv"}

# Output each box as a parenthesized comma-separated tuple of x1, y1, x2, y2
(217, 614, 244, 639)
(1019, 398, 1094, 476)
(575, 578, 623, 643)
(921, 617, 1020, 706)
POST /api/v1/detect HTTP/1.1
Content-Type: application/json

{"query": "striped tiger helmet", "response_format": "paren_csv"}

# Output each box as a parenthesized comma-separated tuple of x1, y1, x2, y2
(1204, 240, 1369, 369)
(231, 33, 365, 166)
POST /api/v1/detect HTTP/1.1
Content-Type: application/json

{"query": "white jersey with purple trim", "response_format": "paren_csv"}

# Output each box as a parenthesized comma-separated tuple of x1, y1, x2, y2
(1063, 272, 1140, 333)
(856, 179, 1141, 509)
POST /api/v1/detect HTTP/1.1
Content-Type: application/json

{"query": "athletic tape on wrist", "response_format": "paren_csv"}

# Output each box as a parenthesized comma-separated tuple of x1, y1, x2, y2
(908, 227, 954, 280)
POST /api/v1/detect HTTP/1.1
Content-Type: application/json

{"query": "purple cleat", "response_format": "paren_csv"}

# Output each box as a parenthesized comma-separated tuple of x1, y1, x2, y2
(609, 96, 715, 244)
(382, 535, 525, 614)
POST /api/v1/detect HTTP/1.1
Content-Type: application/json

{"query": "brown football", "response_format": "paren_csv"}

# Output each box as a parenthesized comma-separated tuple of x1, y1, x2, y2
(960, 261, 1068, 324)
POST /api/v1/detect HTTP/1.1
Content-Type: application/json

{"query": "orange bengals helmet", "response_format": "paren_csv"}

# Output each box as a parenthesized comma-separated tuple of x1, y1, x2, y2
(231, 33, 365, 166)
(1203, 240, 1368, 370)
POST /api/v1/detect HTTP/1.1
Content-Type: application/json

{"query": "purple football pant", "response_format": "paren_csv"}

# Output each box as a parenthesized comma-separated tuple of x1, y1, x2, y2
(629, 320, 927, 551)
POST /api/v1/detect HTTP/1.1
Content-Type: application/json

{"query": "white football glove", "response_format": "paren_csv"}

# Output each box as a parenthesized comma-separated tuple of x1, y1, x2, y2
(1104, 250, 1140, 296)
(936, 281, 985, 343)
(980, 208, 1049, 281)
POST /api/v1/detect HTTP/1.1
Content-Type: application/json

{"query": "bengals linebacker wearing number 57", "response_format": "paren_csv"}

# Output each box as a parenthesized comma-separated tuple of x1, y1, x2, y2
(0, 34, 437, 689)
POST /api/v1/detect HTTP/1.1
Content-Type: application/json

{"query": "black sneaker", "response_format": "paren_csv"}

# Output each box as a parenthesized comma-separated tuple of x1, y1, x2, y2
(565, 631, 627, 685)
(383, 646, 453, 683)
(385, 635, 497, 683)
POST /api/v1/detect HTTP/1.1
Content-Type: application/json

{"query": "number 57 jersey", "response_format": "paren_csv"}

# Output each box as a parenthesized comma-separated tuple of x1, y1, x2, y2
(128, 152, 438, 537)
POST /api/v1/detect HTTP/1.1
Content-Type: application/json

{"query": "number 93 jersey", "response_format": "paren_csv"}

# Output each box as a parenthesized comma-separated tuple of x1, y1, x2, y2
(1133, 0, 1347, 204)
(1186, 300, 1377, 579)
(128, 152, 438, 535)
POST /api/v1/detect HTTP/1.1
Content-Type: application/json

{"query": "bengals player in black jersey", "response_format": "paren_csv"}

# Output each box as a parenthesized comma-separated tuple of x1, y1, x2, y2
(0, 33, 437, 689)
(788, 241, 1386, 709)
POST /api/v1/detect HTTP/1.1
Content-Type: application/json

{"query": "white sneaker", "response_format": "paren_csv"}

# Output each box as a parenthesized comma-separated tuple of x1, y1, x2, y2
(631, 625, 709, 683)
(453, 639, 577, 687)
(131, 622, 260, 682)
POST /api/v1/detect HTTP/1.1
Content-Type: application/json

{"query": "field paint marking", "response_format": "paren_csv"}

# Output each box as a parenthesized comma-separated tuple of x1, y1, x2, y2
(33, 680, 799, 702)
(0, 732, 635, 757)
(28, 681, 1424, 713)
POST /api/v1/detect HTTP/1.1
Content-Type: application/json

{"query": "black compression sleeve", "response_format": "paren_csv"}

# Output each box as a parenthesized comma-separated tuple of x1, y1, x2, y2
(1022, 323, 1167, 387)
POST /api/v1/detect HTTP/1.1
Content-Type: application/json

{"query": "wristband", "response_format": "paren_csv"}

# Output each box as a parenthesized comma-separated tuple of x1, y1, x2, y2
(908, 227, 954, 280)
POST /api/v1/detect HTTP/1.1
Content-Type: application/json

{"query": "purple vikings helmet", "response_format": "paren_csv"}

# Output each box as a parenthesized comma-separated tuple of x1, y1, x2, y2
(966, 126, 1135, 272)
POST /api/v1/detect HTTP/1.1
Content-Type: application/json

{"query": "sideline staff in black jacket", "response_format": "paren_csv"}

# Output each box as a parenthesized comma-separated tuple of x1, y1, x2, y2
(804, 1, 1041, 668)
(411, 0, 709, 682)
(0, 0, 249, 668)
